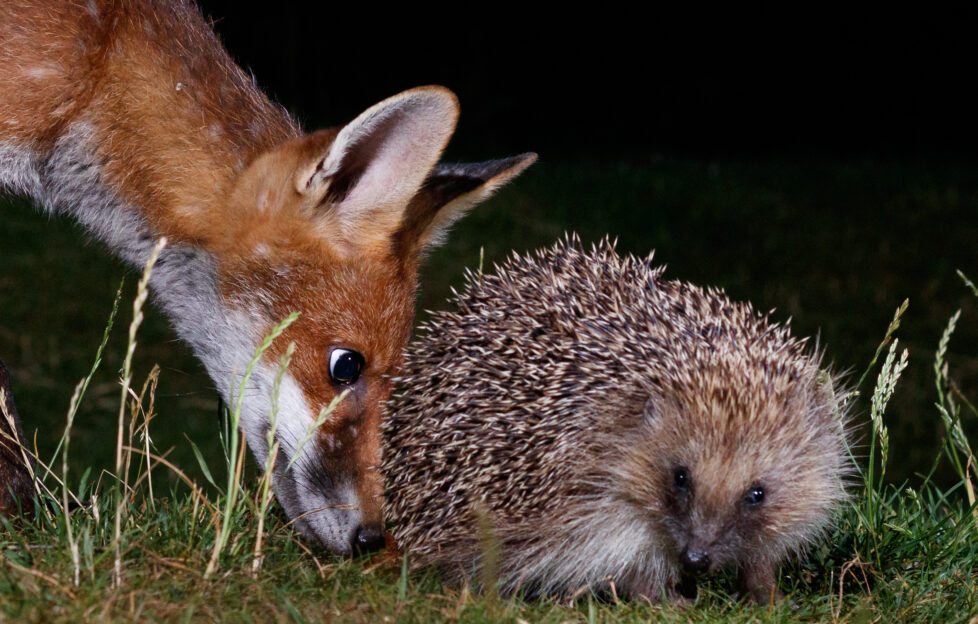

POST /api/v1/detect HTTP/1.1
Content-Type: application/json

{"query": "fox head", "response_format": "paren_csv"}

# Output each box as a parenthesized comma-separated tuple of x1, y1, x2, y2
(200, 86, 534, 555)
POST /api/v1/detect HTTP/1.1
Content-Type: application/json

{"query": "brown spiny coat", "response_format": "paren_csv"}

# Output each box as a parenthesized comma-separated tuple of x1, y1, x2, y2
(383, 236, 850, 602)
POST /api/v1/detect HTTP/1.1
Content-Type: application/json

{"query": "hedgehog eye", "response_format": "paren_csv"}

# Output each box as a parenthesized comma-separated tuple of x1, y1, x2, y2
(673, 467, 691, 491)
(744, 485, 765, 507)
(329, 348, 364, 385)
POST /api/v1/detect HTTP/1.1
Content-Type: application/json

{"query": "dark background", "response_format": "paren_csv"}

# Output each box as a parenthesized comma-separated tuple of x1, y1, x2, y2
(194, 5, 978, 159)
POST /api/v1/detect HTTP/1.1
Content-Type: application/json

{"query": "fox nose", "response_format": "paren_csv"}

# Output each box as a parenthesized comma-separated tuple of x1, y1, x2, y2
(680, 547, 711, 576)
(351, 524, 386, 556)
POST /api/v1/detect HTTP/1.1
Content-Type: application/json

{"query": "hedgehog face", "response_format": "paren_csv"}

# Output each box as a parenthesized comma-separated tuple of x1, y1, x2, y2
(657, 455, 775, 578)
(611, 367, 849, 591)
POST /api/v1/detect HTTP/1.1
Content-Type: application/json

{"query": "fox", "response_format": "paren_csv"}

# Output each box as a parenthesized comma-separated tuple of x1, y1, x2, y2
(0, 0, 534, 555)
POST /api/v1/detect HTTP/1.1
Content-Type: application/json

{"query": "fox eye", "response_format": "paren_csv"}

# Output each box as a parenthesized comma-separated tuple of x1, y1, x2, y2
(673, 466, 691, 491)
(744, 485, 765, 507)
(329, 348, 364, 385)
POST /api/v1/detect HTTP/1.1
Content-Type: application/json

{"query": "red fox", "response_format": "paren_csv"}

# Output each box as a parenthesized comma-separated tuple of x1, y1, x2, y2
(0, 0, 534, 555)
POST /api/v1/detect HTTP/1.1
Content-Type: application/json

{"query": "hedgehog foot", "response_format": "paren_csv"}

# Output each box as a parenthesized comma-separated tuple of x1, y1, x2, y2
(737, 561, 784, 605)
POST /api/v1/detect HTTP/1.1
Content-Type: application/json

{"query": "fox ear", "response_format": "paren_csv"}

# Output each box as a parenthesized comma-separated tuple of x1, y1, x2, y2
(395, 152, 537, 257)
(295, 86, 459, 254)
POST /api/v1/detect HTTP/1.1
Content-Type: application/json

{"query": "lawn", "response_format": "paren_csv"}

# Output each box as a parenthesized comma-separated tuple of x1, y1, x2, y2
(0, 156, 976, 622)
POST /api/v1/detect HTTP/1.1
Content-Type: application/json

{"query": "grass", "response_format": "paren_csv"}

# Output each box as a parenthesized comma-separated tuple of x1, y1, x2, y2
(1, 156, 977, 621)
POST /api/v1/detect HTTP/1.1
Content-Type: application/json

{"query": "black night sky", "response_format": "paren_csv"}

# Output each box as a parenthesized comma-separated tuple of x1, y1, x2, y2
(194, 5, 978, 160)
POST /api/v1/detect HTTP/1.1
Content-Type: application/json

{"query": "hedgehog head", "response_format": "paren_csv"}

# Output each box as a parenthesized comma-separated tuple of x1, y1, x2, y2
(609, 348, 849, 586)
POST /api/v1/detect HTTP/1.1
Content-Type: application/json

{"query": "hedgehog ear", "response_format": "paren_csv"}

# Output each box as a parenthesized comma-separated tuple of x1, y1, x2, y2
(294, 86, 460, 255)
(395, 153, 537, 257)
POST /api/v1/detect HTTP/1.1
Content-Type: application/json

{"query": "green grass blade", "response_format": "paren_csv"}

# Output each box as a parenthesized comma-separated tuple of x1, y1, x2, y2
(186, 435, 219, 491)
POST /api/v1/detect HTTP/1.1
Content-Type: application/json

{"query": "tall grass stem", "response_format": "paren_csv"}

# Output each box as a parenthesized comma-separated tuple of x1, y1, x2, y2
(113, 237, 166, 588)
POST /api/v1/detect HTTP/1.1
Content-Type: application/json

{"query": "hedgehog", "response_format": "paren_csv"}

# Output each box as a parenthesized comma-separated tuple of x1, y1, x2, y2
(381, 235, 850, 603)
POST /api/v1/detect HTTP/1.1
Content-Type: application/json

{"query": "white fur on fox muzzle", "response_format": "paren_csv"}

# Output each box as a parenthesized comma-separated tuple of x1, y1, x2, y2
(231, 356, 362, 554)
(275, 467, 361, 556)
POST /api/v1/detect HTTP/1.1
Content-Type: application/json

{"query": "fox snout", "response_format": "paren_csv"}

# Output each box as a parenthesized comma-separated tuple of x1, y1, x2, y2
(352, 523, 386, 556)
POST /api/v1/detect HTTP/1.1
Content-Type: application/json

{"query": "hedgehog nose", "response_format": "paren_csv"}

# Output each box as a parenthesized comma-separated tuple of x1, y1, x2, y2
(680, 547, 711, 576)
(351, 524, 386, 556)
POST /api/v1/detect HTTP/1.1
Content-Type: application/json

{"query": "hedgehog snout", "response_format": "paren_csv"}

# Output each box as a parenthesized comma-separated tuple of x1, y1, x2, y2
(679, 546, 711, 576)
